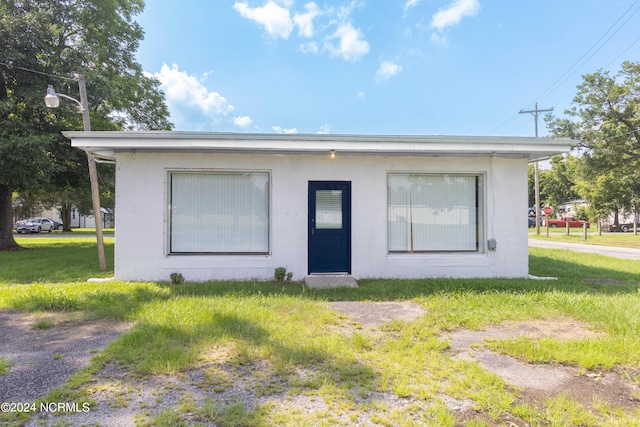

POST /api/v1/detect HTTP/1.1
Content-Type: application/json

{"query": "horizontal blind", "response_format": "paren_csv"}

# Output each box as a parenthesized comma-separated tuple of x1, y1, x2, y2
(316, 190, 342, 229)
(170, 172, 269, 253)
(388, 174, 480, 252)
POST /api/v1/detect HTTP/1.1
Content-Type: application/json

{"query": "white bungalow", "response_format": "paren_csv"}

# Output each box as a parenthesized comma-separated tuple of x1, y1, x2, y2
(64, 132, 571, 282)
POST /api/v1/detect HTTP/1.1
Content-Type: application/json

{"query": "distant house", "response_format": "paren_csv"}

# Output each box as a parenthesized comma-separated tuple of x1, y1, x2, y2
(65, 132, 571, 282)
(556, 198, 587, 217)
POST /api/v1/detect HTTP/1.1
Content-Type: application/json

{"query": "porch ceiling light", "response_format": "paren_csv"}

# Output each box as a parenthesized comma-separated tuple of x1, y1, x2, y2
(330, 150, 336, 159)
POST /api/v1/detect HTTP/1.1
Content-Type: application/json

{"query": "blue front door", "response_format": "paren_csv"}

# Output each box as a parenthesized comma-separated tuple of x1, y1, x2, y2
(308, 181, 351, 274)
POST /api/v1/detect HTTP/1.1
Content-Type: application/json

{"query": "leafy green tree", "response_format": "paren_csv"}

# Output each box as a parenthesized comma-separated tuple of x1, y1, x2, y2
(544, 154, 580, 208)
(547, 61, 640, 224)
(527, 164, 551, 209)
(0, 0, 172, 250)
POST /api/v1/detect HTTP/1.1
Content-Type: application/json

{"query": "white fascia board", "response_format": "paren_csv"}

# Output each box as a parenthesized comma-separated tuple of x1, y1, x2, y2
(64, 131, 573, 161)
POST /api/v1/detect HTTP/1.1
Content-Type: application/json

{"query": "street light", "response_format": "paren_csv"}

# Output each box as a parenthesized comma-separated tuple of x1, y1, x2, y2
(45, 76, 106, 272)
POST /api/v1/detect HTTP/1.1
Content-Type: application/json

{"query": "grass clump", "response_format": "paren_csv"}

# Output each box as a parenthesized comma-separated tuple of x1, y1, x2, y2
(0, 357, 13, 375)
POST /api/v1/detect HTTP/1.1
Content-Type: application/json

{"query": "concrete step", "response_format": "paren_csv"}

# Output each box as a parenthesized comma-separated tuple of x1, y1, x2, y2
(304, 274, 359, 289)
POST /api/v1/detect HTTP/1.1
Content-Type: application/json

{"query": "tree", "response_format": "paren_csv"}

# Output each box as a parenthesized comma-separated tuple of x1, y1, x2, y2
(528, 164, 550, 208)
(544, 154, 580, 208)
(0, 0, 172, 250)
(547, 61, 640, 223)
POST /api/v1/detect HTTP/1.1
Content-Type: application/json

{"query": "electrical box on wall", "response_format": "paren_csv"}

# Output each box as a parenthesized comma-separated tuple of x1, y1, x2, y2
(487, 239, 497, 251)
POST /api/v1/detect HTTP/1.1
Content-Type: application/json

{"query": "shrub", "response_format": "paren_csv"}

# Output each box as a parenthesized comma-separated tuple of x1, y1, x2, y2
(170, 272, 185, 285)
(274, 267, 287, 284)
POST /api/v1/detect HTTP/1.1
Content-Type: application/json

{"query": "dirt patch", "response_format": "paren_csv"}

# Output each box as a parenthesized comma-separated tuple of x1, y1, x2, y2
(326, 301, 426, 328)
(444, 318, 640, 413)
(327, 303, 640, 417)
(0, 310, 132, 402)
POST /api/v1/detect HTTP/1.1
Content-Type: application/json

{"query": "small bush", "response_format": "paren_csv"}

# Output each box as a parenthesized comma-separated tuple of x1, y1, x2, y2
(170, 272, 185, 285)
(274, 267, 287, 284)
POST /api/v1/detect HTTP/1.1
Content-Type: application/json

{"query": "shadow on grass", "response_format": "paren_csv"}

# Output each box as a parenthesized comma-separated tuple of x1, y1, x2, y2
(104, 307, 376, 417)
(3, 246, 639, 317)
(160, 248, 640, 301)
(7, 284, 170, 321)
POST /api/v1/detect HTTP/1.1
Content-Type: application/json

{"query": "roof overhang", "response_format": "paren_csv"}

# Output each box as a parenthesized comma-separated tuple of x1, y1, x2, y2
(63, 131, 574, 162)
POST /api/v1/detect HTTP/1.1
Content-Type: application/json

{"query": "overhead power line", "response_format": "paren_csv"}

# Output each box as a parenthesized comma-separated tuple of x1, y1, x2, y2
(489, 1, 640, 135)
(532, 0, 640, 107)
(0, 61, 77, 81)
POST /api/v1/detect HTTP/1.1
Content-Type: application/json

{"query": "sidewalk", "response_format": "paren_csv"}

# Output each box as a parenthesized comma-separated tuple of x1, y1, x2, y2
(528, 239, 640, 260)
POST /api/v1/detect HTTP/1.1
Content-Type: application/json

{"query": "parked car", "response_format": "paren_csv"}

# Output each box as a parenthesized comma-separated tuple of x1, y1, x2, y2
(15, 217, 55, 233)
(544, 216, 590, 228)
(528, 217, 541, 228)
(49, 219, 63, 230)
(610, 223, 640, 232)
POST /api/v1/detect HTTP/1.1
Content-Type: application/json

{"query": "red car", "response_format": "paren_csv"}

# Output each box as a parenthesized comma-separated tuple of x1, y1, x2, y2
(545, 216, 590, 228)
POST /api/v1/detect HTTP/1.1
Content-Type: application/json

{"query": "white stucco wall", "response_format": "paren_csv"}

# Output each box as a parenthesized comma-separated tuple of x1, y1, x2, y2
(114, 151, 528, 281)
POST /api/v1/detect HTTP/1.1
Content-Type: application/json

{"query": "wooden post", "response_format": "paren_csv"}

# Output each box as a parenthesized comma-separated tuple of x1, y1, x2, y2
(546, 216, 549, 237)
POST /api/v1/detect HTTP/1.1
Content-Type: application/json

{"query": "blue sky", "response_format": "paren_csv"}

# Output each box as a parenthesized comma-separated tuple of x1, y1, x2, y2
(136, 0, 640, 136)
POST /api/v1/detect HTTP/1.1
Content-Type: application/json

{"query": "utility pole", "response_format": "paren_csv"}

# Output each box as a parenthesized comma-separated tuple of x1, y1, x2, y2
(519, 102, 553, 235)
(46, 75, 106, 271)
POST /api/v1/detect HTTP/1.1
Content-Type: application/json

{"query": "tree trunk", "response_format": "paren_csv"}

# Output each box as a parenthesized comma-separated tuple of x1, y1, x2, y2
(0, 184, 22, 250)
(61, 202, 73, 232)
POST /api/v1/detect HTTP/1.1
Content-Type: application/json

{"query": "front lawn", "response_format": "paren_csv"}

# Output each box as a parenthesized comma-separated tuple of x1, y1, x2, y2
(1, 238, 639, 426)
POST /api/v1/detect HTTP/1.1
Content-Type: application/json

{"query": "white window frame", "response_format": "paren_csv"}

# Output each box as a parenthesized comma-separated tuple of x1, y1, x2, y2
(387, 173, 485, 253)
(168, 170, 270, 255)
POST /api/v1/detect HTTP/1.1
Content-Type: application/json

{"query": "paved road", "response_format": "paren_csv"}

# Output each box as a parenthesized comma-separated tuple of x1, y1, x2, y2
(529, 239, 640, 260)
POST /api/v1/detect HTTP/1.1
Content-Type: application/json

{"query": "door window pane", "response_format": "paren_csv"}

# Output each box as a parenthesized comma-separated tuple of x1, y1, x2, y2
(316, 190, 342, 229)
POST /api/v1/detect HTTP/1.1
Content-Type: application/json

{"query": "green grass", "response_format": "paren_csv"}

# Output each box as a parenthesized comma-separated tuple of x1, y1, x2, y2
(1, 238, 640, 425)
(1, 237, 115, 283)
(0, 357, 13, 375)
(529, 228, 640, 249)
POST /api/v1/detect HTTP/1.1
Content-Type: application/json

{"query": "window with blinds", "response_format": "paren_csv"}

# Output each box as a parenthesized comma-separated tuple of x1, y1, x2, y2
(387, 173, 483, 253)
(315, 190, 343, 229)
(169, 172, 269, 254)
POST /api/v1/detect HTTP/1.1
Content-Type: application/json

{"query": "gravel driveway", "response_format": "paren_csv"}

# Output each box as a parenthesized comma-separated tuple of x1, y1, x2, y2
(0, 311, 131, 402)
(2, 302, 639, 425)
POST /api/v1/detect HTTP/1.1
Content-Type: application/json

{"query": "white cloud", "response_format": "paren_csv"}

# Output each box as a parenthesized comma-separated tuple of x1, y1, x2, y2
(234, 1, 293, 39)
(326, 22, 370, 62)
(299, 41, 319, 54)
(375, 61, 402, 81)
(316, 124, 331, 134)
(336, 1, 362, 21)
(234, 116, 253, 128)
(430, 0, 479, 32)
(404, 0, 420, 14)
(234, 1, 370, 62)
(293, 2, 320, 37)
(272, 125, 298, 134)
(150, 64, 234, 127)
